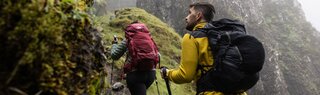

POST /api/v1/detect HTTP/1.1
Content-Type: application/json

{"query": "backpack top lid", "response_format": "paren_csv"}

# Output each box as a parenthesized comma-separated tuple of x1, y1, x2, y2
(204, 19, 246, 33)
(198, 19, 248, 56)
(125, 23, 149, 33)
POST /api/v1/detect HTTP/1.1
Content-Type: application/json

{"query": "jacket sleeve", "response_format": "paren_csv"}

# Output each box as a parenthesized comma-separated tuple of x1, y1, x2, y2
(167, 34, 199, 84)
(111, 40, 127, 60)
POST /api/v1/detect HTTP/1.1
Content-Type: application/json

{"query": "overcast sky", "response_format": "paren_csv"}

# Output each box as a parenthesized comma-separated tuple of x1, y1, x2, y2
(297, 0, 320, 31)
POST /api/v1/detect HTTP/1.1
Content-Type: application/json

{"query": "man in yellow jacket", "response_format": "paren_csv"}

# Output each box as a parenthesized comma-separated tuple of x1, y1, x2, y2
(160, 2, 246, 95)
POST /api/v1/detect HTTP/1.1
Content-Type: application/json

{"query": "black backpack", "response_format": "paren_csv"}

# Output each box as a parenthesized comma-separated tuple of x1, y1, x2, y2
(196, 19, 265, 94)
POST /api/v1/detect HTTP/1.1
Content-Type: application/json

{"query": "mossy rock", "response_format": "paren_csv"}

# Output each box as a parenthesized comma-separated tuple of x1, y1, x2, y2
(0, 0, 107, 95)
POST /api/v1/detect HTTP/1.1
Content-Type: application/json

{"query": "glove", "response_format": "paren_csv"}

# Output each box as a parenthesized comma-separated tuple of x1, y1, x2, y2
(112, 40, 118, 44)
(160, 66, 169, 79)
(112, 35, 118, 44)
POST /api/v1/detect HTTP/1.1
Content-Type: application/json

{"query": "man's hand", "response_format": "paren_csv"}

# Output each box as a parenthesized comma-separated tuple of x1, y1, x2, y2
(160, 66, 169, 79)
(112, 40, 118, 44)
(112, 35, 118, 44)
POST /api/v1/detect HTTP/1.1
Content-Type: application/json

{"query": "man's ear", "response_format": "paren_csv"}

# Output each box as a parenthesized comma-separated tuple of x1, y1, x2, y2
(196, 12, 202, 21)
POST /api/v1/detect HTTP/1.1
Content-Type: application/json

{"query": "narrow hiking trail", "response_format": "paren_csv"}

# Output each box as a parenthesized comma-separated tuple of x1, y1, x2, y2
(104, 59, 130, 95)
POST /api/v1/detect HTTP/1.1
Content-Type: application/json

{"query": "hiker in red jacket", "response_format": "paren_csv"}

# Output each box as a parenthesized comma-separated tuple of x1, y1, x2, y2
(111, 21, 159, 95)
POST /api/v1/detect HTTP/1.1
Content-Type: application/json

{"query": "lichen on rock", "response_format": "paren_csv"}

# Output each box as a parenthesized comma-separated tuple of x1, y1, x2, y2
(0, 0, 107, 95)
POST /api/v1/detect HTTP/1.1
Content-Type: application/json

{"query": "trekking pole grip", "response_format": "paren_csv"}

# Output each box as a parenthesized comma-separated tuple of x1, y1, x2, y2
(165, 78, 172, 95)
(161, 67, 172, 95)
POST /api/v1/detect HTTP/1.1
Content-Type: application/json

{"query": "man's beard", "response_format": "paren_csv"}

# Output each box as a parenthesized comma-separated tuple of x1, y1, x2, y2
(186, 23, 196, 31)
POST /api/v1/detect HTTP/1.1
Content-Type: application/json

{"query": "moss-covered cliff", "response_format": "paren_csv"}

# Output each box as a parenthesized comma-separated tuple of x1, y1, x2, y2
(0, 0, 107, 95)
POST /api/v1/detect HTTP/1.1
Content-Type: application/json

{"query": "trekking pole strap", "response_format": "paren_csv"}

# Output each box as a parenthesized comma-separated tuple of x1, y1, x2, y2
(155, 75, 160, 95)
(162, 67, 172, 95)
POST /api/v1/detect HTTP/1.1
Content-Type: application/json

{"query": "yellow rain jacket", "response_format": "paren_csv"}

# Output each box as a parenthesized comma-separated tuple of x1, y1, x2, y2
(167, 21, 246, 95)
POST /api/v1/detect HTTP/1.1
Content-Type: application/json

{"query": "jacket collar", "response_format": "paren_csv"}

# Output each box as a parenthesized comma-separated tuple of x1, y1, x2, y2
(193, 21, 207, 31)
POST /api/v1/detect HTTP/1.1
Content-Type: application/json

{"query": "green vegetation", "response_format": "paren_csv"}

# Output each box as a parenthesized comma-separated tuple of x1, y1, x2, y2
(0, 0, 194, 94)
(94, 7, 195, 95)
(96, 8, 182, 68)
(0, 0, 107, 95)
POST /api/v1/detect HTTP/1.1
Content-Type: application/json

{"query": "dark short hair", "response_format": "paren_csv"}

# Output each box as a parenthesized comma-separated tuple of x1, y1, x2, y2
(189, 2, 215, 22)
(131, 20, 139, 24)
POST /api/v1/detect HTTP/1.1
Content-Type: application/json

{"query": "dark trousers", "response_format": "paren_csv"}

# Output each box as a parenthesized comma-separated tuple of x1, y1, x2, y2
(126, 70, 156, 95)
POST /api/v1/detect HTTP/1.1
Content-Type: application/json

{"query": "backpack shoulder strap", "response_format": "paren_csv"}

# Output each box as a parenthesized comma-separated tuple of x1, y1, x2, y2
(191, 29, 217, 75)
(194, 28, 234, 75)
(189, 30, 207, 38)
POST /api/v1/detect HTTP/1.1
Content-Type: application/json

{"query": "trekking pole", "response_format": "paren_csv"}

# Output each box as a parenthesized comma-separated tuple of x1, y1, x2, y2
(160, 53, 172, 95)
(164, 72, 172, 95)
(154, 53, 161, 95)
(155, 75, 160, 95)
(110, 59, 114, 85)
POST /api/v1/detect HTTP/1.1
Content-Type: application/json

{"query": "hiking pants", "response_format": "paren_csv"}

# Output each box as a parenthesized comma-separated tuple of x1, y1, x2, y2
(126, 70, 156, 95)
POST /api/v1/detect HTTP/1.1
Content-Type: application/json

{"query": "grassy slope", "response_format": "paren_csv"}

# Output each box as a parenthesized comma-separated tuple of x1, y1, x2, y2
(94, 8, 196, 95)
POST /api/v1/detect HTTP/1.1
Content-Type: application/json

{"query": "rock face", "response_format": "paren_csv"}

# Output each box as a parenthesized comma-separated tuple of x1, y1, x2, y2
(93, 0, 137, 15)
(137, 0, 320, 95)
(137, 0, 193, 35)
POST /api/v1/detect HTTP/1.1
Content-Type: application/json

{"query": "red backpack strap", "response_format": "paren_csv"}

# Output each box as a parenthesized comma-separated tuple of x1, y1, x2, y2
(151, 38, 160, 64)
